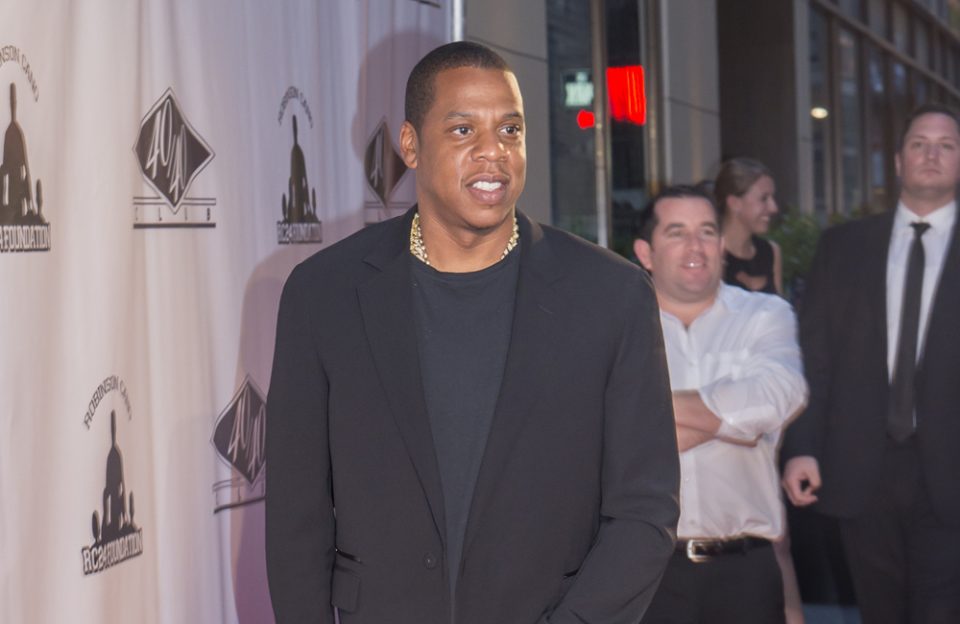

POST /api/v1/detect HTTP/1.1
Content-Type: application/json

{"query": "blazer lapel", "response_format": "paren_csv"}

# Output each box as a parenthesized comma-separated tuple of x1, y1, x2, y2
(461, 214, 564, 560)
(867, 211, 895, 381)
(919, 209, 960, 368)
(357, 209, 447, 544)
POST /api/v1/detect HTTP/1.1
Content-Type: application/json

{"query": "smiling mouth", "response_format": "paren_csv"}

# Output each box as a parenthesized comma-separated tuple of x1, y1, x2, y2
(470, 180, 504, 191)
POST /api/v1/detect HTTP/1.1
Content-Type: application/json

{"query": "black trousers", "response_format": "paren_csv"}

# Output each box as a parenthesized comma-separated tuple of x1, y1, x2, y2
(838, 438, 960, 624)
(642, 540, 784, 624)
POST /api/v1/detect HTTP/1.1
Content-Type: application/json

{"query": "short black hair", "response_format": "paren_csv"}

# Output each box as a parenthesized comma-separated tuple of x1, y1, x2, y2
(633, 184, 720, 244)
(896, 102, 960, 152)
(404, 41, 512, 132)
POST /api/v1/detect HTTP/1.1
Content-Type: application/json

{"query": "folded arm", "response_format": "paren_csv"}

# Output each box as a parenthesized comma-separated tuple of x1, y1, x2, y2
(673, 390, 759, 451)
(697, 300, 808, 444)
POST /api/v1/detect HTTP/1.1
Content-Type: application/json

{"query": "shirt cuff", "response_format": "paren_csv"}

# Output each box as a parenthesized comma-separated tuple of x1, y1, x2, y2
(698, 384, 757, 442)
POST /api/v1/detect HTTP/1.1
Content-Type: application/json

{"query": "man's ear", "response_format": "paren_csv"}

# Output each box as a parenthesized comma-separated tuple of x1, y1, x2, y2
(399, 121, 419, 169)
(894, 152, 902, 179)
(634, 239, 654, 272)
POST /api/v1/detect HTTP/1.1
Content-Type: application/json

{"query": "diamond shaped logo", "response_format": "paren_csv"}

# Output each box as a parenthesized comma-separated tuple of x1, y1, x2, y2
(364, 119, 407, 207)
(134, 88, 214, 212)
(213, 377, 266, 485)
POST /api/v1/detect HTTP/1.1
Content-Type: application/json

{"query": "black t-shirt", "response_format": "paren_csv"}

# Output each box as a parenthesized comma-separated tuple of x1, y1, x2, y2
(411, 247, 520, 596)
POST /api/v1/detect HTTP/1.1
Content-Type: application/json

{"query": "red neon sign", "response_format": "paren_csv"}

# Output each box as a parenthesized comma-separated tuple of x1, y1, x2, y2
(577, 65, 647, 130)
(607, 65, 646, 126)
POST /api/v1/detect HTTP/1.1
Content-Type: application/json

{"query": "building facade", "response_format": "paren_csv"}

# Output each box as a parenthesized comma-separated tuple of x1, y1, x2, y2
(463, 0, 960, 245)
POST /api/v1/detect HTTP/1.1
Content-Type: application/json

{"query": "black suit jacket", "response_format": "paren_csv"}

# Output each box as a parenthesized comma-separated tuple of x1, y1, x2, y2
(265, 208, 680, 624)
(783, 210, 960, 524)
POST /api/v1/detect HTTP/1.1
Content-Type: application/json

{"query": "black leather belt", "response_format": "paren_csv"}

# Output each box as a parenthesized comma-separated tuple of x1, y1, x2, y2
(675, 536, 771, 562)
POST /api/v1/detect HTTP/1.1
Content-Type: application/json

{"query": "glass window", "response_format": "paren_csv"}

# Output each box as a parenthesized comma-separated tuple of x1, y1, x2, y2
(605, 0, 647, 259)
(892, 2, 910, 53)
(840, 0, 865, 21)
(954, 45, 960, 88)
(865, 43, 889, 212)
(546, 0, 648, 253)
(868, 0, 888, 37)
(951, 2, 960, 39)
(914, 19, 930, 67)
(838, 28, 864, 215)
(810, 8, 832, 218)
(891, 60, 911, 139)
(547, 0, 598, 241)
(930, 82, 945, 104)
(914, 73, 930, 106)
(940, 37, 950, 77)
(931, 33, 941, 73)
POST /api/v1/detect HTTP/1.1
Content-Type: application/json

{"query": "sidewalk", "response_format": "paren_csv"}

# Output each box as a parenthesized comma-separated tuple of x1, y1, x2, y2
(804, 604, 861, 624)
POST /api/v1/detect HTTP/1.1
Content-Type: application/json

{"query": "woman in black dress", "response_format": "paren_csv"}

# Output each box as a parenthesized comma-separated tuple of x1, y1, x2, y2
(714, 158, 782, 295)
(715, 158, 805, 624)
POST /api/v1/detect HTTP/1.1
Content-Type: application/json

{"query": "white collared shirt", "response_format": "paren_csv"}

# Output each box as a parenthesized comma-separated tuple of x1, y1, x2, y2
(886, 200, 957, 378)
(659, 283, 808, 540)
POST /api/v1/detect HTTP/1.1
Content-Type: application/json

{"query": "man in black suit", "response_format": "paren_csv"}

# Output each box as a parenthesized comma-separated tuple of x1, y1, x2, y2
(782, 103, 960, 623)
(265, 41, 679, 624)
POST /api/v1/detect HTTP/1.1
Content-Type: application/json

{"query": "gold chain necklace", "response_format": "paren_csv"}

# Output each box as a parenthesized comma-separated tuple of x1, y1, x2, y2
(410, 212, 519, 267)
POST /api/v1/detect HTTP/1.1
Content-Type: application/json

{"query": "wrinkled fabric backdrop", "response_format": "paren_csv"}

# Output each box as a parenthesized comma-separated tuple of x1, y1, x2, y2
(0, 1, 449, 622)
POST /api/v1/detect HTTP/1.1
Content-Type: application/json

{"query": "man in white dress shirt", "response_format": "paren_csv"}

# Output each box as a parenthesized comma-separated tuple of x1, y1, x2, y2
(633, 185, 808, 624)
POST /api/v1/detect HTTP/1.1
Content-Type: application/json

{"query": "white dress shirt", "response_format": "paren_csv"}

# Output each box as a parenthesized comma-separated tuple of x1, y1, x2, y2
(659, 283, 808, 540)
(886, 200, 957, 379)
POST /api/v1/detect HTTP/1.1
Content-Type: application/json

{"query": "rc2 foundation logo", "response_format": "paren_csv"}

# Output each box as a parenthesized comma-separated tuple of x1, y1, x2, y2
(276, 86, 321, 244)
(80, 375, 144, 575)
(133, 87, 216, 228)
(0, 45, 50, 252)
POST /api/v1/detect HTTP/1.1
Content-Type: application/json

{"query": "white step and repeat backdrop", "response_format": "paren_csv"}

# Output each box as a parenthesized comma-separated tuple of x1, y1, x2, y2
(0, 1, 450, 622)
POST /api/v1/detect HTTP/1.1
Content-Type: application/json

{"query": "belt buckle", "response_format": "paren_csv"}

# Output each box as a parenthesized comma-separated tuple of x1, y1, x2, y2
(685, 539, 711, 563)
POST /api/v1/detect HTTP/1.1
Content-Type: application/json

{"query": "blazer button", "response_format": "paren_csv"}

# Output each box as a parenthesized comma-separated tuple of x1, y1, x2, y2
(422, 553, 438, 569)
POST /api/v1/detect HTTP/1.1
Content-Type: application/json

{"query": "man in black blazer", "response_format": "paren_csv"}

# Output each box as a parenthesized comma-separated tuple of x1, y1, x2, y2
(782, 103, 960, 623)
(265, 41, 680, 624)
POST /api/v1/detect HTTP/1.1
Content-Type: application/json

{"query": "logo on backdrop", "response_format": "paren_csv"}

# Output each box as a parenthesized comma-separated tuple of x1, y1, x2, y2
(81, 375, 144, 576)
(212, 376, 266, 513)
(0, 45, 50, 252)
(363, 118, 409, 224)
(276, 87, 321, 244)
(133, 87, 216, 228)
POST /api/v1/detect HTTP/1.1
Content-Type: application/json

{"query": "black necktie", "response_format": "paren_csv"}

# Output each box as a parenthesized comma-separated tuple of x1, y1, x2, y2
(888, 221, 931, 442)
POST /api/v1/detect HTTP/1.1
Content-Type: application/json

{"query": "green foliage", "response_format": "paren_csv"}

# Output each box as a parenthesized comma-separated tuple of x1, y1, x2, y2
(767, 208, 821, 292)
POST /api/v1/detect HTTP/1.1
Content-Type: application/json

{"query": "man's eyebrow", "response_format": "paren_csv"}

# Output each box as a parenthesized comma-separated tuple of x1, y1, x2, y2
(907, 133, 959, 141)
(661, 221, 716, 231)
(441, 111, 524, 122)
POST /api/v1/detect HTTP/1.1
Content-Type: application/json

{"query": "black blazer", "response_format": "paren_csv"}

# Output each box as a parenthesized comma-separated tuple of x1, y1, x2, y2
(783, 210, 960, 524)
(265, 208, 680, 624)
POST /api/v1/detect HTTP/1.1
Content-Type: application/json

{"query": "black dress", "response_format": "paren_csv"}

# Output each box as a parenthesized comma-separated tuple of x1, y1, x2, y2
(724, 235, 776, 294)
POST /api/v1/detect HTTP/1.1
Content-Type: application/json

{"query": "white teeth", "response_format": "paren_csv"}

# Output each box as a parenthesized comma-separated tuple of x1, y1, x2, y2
(472, 180, 502, 191)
